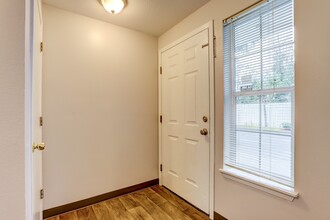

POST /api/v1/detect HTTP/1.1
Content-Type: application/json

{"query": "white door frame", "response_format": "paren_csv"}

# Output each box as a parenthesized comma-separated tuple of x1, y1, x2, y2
(24, 0, 37, 219)
(158, 21, 215, 220)
(25, 0, 33, 219)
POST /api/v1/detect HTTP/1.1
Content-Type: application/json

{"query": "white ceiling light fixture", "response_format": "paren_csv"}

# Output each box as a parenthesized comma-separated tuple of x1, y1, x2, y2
(101, 0, 127, 14)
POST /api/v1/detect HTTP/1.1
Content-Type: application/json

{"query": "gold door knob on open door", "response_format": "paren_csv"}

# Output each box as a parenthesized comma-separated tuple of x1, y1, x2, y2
(33, 142, 46, 152)
(200, 128, 208, 136)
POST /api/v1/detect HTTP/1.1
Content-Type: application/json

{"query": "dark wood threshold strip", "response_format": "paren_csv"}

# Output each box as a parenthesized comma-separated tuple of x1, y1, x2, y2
(43, 179, 159, 219)
(214, 211, 228, 220)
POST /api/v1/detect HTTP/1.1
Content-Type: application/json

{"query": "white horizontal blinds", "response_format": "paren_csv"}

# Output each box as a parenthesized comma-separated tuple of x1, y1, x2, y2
(224, 0, 294, 187)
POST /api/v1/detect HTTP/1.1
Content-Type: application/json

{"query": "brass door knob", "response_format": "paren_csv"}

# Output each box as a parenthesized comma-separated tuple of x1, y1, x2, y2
(33, 142, 46, 152)
(200, 128, 208, 136)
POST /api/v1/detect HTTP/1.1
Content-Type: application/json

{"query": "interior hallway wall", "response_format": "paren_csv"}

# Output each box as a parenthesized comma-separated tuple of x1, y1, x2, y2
(159, 0, 330, 219)
(42, 5, 158, 209)
(0, 0, 26, 219)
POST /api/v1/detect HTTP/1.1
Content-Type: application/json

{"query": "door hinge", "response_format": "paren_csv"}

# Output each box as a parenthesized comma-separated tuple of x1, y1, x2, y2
(39, 116, 43, 126)
(160, 164, 163, 172)
(213, 36, 217, 58)
(40, 42, 44, 52)
(160, 66, 162, 74)
(160, 115, 162, 123)
(40, 189, 44, 199)
(202, 43, 209, 48)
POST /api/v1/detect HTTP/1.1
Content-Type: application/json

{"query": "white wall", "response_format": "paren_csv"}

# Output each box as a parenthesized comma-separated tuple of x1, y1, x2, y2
(159, 0, 330, 219)
(0, 0, 26, 219)
(42, 5, 158, 209)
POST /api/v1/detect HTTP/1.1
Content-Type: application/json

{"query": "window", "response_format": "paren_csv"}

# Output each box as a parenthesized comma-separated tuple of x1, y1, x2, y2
(223, 0, 295, 192)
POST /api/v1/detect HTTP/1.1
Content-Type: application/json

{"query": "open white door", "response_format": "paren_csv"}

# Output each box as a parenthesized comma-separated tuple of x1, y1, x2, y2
(32, 0, 44, 219)
(161, 28, 211, 214)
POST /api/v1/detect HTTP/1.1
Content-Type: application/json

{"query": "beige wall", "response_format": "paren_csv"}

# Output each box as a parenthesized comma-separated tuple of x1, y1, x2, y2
(159, 0, 330, 219)
(0, 0, 26, 219)
(42, 5, 158, 209)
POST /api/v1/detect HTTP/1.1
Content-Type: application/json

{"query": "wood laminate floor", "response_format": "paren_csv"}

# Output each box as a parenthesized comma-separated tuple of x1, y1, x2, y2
(46, 185, 209, 220)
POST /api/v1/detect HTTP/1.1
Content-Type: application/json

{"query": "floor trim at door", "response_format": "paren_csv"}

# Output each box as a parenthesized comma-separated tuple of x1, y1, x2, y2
(214, 211, 228, 220)
(43, 179, 159, 219)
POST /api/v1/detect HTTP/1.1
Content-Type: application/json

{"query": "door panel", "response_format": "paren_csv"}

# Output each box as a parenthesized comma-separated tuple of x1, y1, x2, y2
(32, 0, 43, 219)
(161, 29, 210, 213)
(184, 72, 197, 123)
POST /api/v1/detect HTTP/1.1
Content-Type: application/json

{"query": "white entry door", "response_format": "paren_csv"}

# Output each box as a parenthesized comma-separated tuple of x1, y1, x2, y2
(32, 0, 44, 219)
(161, 29, 210, 213)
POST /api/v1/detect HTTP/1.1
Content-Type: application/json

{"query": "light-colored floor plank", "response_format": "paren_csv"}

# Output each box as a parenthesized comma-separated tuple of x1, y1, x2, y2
(58, 211, 78, 220)
(130, 192, 173, 220)
(92, 202, 116, 220)
(128, 206, 154, 220)
(150, 185, 187, 211)
(138, 188, 167, 205)
(104, 198, 135, 220)
(76, 207, 97, 220)
(159, 201, 193, 220)
(119, 194, 139, 210)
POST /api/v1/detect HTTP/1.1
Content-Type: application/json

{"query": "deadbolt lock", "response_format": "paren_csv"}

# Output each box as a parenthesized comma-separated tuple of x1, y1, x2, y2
(202, 116, 208, 122)
(33, 142, 46, 152)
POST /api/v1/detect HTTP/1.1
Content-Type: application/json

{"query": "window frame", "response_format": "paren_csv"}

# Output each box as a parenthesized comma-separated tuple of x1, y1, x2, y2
(221, 0, 298, 200)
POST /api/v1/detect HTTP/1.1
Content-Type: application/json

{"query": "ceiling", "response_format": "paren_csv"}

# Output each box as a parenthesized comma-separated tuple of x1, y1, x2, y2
(42, 0, 210, 36)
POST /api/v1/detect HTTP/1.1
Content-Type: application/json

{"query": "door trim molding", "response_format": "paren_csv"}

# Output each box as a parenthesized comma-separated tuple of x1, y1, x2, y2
(158, 21, 215, 220)
(25, 0, 33, 219)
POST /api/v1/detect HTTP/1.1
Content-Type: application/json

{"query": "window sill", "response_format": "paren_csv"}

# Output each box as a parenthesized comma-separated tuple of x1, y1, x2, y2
(219, 168, 299, 201)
